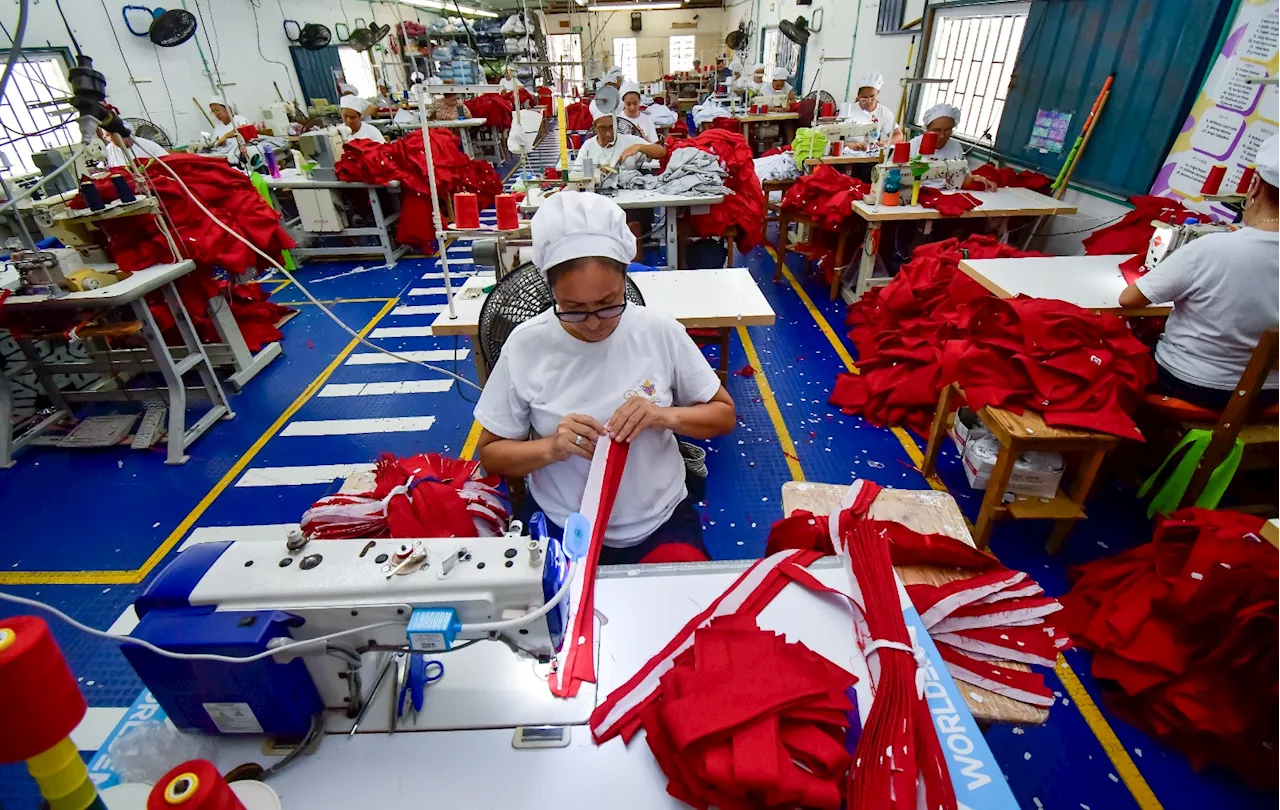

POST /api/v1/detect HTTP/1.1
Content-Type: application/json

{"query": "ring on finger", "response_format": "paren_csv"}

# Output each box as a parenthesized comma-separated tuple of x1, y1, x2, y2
(574, 434, 582, 446)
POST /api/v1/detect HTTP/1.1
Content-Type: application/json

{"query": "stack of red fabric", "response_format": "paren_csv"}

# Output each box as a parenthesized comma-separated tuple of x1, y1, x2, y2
(829, 236, 1156, 438)
(1060, 508, 1277, 788)
(1082, 194, 1198, 281)
(335, 130, 502, 248)
(565, 100, 595, 130)
(464, 93, 514, 129)
(676, 129, 767, 252)
(300, 452, 510, 539)
(965, 164, 1053, 193)
(780, 164, 868, 230)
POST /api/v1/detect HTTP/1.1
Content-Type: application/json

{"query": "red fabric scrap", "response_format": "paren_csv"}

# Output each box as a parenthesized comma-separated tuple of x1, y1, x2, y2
(917, 186, 982, 217)
(780, 163, 868, 230)
(764, 509, 833, 557)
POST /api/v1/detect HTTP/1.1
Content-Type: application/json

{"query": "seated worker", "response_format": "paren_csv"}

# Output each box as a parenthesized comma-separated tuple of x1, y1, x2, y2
(725, 58, 745, 93)
(766, 67, 796, 106)
(208, 96, 254, 147)
(428, 83, 469, 121)
(575, 102, 668, 255)
(100, 128, 168, 167)
(498, 66, 521, 97)
(1118, 135, 1279, 410)
(619, 82, 658, 142)
(910, 103, 996, 190)
(373, 84, 395, 109)
(840, 72, 903, 145)
(474, 191, 735, 564)
(339, 96, 386, 143)
(744, 64, 767, 96)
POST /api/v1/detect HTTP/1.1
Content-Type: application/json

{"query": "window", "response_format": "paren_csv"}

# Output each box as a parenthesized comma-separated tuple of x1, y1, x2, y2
(761, 28, 799, 78)
(546, 33, 584, 95)
(916, 3, 1028, 142)
(338, 47, 378, 99)
(613, 38, 638, 84)
(0, 51, 77, 176)
(669, 35, 695, 73)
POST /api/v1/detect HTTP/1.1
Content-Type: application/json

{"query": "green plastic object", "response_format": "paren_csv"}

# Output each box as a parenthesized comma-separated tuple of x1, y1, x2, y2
(250, 172, 296, 271)
(1137, 429, 1243, 517)
(791, 128, 829, 163)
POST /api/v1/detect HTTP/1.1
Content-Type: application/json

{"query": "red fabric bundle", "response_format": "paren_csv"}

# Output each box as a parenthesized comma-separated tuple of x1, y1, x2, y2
(1060, 508, 1277, 788)
(764, 509, 833, 556)
(675, 129, 766, 252)
(335, 131, 502, 249)
(965, 164, 1053, 193)
(780, 164, 868, 230)
(917, 186, 982, 217)
(829, 236, 1156, 438)
(565, 100, 595, 130)
(464, 93, 513, 129)
(1082, 194, 1192, 256)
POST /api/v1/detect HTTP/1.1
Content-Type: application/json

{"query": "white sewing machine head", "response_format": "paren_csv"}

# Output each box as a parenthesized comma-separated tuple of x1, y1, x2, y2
(814, 120, 876, 144)
(1145, 219, 1238, 272)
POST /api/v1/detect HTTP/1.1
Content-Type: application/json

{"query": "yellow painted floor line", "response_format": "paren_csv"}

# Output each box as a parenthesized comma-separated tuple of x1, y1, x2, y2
(460, 420, 483, 461)
(0, 299, 400, 587)
(270, 279, 292, 295)
(778, 250, 1163, 810)
(738, 325, 805, 482)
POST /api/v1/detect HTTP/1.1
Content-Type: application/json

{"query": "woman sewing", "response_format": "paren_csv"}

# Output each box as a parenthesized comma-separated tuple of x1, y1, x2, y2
(208, 96, 253, 147)
(474, 192, 736, 564)
(840, 72, 903, 145)
(339, 96, 386, 143)
(910, 103, 996, 190)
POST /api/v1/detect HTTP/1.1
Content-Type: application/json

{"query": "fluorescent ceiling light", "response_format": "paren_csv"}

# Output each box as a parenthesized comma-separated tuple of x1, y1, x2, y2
(399, 0, 499, 18)
(587, 2, 681, 9)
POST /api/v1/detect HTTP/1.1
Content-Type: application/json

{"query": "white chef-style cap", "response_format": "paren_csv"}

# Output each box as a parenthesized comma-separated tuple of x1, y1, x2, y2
(752, 63, 766, 74)
(1255, 134, 1279, 187)
(208, 96, 231, 111)
(923, 103, 962, 126)
(619, 81, 642, 99)
(339, 95, 367, 113)
(531, 191, 635, 273)
(339, 83, 359, 96)
(771, 66, 789, 80)
(856, 72, 885, 92)
(602, 67, 623, 82)
(588, 100, 612, 122)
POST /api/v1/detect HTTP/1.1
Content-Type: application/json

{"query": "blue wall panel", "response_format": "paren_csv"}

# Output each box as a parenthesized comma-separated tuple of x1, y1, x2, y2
(994, 0, 1234, 197)
(289, 46, 343, 106)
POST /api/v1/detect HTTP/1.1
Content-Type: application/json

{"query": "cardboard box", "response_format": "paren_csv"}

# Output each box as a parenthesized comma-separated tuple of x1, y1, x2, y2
(949, 406, 987, 456)
(962, 434, 1064, 499)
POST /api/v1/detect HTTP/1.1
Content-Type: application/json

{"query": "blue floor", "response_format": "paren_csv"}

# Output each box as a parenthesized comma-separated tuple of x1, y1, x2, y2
(1, 156, 1274, 808)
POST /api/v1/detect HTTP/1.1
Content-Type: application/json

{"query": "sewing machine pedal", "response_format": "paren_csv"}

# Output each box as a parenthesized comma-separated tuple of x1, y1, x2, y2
(131, 406, 166, 450)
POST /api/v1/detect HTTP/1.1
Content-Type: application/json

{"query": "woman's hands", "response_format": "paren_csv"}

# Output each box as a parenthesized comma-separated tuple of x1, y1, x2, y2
(974, 174, 998, 191)
(549, 414, 606, 462)
(607, 396, 668, 443)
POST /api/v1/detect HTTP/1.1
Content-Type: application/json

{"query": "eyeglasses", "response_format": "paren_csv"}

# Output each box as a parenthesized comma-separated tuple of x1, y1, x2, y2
(554, 301, 627, 323)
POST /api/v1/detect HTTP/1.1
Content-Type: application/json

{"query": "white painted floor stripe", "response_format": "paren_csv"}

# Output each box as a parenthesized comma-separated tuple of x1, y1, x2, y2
(390, 304, 446, 316)
(318, 379, 453, 397)
(236, 463, 375, 487)
(419, 271, 475, 281)
(370, 326, 435, 338)
(73, 708, 128, 751)
(345, 348, 469, 365)
(180, 523, 300, 550)
(280, 416, 437, 436)
(107, 606, 139, 636)
(406, 287, 448, 297)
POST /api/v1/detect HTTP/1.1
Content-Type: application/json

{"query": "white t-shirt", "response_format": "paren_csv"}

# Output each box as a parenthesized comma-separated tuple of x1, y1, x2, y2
(499, 77, 521, 94)
(104, 136, 168, 167)
(910, 133, 966, 188)
(212, 114, 251, 140)
(620, 110, 658, 142)
(840, 102, 897, 142)
(474, 305, 722, 547)
(342, 122, 386, 143)
(573, 132, 648, 172)
(1135, 226, 1279, 391)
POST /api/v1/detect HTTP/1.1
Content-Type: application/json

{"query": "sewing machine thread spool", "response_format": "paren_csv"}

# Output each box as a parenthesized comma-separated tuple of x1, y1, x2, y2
(1236, 165, 1257, 194)
(821, 101, 835, 118)
(919, 131, 938, 156)
(453, 193, 481, 229)
(831, 141, 843, 157)
(569, 134, 583, 150)
(79, 182, 105, 212)
(111, 175, 137, 204)
(1200, 164, 1226, 195)
(892, 142, 910, 163)
(495, 194, 519, 230)
(147, 760, 246, 810)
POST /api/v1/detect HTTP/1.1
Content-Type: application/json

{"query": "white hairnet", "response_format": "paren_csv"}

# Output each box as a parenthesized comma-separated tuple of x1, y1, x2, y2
(1255, 134, 1279, 187)
(923, 103, 962, 127)
(619, 81, 642, 99)
(531, 191, 635, 272)
(771, 66, 789, 81)
(208, 96, 231, 112)
(601, 67, 623, 82)
(339, 95, 367, 113)
(339, 83, 359, 96)
(588, 100, 612, 122)
(855, 72, 885, 92)
(693, 103, 734, 127)
(752, 63, 766, 75)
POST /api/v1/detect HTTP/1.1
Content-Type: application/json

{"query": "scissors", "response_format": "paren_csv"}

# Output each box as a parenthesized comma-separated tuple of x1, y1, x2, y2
(397, 656, 444, 723)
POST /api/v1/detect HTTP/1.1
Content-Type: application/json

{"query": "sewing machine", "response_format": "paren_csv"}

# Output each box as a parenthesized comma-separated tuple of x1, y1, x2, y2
(121, 525, 588, 737)
(813, 120, 877, 147)
(1144, 219, 1238, 272)
(865, 155, 969, 206)
(32, 147, 81, 196)
(4, 247, 121, 296)
(261, 102, 294, 138)
(297, 127, 345, 182)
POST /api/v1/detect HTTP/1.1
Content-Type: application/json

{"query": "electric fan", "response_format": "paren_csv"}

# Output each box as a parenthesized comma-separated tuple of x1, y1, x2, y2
(122, 117, 173, 149)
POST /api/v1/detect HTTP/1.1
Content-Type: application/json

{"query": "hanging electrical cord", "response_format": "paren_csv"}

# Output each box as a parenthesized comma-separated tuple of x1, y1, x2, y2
(249, 0, 301, 108)
(189, 0, 225, 95)
(97, 0, 156, 125)
(52, 0, 82, 57)
(150, 44, 181, 139)
(0, 0, 31, 113)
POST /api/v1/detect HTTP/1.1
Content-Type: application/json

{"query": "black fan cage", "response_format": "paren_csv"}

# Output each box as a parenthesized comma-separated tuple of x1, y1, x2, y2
(150, 9, 198, 48)
(123, 118, 173, 149)
(299, 23, 333, 50)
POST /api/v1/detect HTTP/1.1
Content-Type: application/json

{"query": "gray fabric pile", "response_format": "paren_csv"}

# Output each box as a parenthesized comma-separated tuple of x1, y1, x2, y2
(601, 147, 732, 196)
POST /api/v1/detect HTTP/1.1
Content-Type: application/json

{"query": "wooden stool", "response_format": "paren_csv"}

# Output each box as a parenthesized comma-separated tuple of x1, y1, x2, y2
(772, 208, 854, 300)
(921, 383, 1120, 552)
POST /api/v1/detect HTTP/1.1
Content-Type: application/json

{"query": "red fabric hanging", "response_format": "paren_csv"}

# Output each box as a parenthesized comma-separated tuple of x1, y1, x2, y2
(1060, 508, 1277, 788)
(673, 129, 767, 252)
(565, 100, 595, 130)
(780, 164, 869, 230)
(964, 164, 1053, 193)
(916, 186, 983, 217)
(465, 93, 514, 129)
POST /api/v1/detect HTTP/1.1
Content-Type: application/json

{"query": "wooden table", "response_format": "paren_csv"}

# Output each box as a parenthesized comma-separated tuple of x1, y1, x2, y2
(429, 268, 775, 383)
(737, 111, 800, 153)
(520, 188, 723, 272)
(802, 153, 880, 170)
(921, 383, 1120, 552)
(959, 254, 1171, 316)
(848, 188, 1078, 301)
(781, 481, 1051, 727)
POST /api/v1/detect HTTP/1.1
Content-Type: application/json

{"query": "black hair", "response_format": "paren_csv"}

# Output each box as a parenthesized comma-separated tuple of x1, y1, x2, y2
(545, 256, 627, 287)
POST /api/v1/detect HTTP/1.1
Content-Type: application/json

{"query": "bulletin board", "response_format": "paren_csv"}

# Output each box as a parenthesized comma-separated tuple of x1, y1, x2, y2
(1150, 0, 1279, 219)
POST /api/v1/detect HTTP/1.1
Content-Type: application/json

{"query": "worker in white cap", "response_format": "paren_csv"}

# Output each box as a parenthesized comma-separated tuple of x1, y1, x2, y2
(744, 63, 768, 96)
(499, 64, 521, 96)
(618, 81, 657, 142)
(726, 58, 744, 91)
(910, 103, 995, 190)
(840, 72, 903, 145)
(768, 66, 796, 105)
(1118, 135, 1279, 409)
(207, 96, 252, 146)
(339, 96, 385, 143)
(427, 80, 468, 121)
(473, 191, 735, 563)
(575, 100, 666, 175)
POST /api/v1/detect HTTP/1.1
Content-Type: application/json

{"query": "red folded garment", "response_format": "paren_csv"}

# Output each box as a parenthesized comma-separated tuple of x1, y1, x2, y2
(917, 186, 982, 217)
(780, 163, 868, 230)
(965, 163, 1053, 193)
(565, 100, 595, 130)
(464, 93, 513, 129)
(674, 129, 767, 252)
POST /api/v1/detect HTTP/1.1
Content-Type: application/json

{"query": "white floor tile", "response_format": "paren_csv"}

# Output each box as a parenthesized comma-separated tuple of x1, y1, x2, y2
(280, 416, 437, 436)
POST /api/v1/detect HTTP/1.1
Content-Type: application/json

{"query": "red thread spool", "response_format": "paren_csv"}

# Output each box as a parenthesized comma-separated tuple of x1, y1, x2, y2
(821, 101, 835, 118)
(495, 193, 519, 230)
(569, 133, 582, 149)
(236, 124, 257, 142)
(0, 616, 87, 763)
(892, 141, 911, 163)
(831, 141, 844, 156)
(544, 166, 561, 180)
(147, 760, 245, 810)
(452, 193, 480, 229)
(1201, 164, 1227, 194)
(1236, 165, 1257, 194)
(919, 131, 939, 155)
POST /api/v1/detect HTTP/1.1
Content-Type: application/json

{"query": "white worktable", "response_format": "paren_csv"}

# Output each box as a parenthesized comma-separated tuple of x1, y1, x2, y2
(430, 268, 774, 382)
(959, 253, 1172, 317)
(263, 169, 407, 266)
(520, 188, 724, 271)
(848, 187, 1079, 301)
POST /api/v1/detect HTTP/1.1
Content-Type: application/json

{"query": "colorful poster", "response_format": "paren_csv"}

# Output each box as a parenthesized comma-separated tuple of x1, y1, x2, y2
(1151, 0, 1278, 220)
(1027, 109, 1073, 153)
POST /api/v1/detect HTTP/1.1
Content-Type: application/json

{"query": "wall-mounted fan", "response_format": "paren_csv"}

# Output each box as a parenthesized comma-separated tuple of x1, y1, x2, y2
(345, 22, 392, 52)
(122, 117, 173, 149)
(725, 25, 748, 51)
(284, 20, 333, 50)
(121, 6, 198, 47)
(779, 17, 811, 46)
